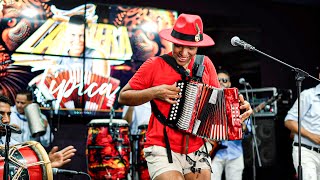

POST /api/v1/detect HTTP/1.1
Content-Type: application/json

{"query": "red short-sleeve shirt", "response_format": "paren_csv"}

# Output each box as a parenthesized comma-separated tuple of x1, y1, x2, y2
(129, 53, 219, 154)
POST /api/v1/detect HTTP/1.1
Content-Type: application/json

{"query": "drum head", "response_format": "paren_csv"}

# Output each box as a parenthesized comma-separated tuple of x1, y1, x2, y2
(88, 119, 128, 127)
(25, 141, 53, 180)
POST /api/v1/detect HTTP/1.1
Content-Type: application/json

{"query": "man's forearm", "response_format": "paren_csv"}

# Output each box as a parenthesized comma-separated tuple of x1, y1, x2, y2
(118, 88, 155, 106)
(285, 120, 312, 140)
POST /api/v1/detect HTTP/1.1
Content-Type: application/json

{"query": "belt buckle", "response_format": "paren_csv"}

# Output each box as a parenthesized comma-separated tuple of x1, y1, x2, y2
(314, 147, 320, 153)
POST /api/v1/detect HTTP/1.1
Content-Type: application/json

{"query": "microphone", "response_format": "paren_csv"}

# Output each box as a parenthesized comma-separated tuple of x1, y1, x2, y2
(231, 36, 255, 51)
(0, 124, 22, 134)
(239, 78, 250, 86)
(52, 168, 84, 175)
(0, 115, 22, 134)
(7, 125, 22, 134)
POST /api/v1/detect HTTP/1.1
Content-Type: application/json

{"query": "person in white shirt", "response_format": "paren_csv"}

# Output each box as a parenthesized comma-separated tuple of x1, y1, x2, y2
(0, 94, 76, 168)
(9, 90, 52, 147)
(285, 82, 320, 180)
(0, 95, 20, 146)
(122, 102, 152, 135)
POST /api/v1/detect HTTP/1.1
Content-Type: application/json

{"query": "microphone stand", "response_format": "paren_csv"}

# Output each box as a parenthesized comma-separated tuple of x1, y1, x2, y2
(243, 84, 262, 180)
(0, 121, 22, 180)
(3, 125, 12, 180)
(238, 42, 320, 180)
(48, 100, 55, 149)
(43, 99, 57, 149)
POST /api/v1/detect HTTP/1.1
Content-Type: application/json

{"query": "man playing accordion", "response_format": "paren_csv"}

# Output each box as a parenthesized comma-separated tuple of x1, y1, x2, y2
(118, 13, 253, 180)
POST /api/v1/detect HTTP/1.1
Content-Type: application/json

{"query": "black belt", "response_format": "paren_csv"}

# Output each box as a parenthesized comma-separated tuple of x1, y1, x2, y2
(293, 142, 320, 153)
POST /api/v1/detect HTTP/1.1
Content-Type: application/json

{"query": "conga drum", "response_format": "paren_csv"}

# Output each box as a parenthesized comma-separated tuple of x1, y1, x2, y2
(137, 124, 150, 180)
(0, 141, 53, 180)
(86, 119, 130, 180)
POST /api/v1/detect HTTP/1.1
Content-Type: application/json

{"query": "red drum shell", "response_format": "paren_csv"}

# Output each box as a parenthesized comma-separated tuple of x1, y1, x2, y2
(0, 141, 52, 180)
(137, 124, 150, 180)
(86, 119, 130, 180)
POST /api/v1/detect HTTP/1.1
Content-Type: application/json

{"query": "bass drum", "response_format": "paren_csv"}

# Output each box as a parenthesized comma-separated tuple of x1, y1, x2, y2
(0, 141, 53, 180)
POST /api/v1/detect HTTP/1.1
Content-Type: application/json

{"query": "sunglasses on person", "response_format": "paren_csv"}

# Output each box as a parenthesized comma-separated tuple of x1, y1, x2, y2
(218, 78, 230, 83)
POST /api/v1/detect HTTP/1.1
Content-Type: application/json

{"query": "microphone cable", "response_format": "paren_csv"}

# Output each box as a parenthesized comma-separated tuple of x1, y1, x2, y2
(53, 169, 92, 180)
(82, 172, 92, 180)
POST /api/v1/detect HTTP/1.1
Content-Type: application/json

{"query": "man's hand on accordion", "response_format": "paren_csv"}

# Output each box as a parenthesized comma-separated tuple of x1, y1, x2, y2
(154, 83, 182, 104)
(238, 94, 253, 122)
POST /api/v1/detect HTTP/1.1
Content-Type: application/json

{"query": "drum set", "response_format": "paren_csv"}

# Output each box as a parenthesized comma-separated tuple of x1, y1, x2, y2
(86, 119, 150, 180)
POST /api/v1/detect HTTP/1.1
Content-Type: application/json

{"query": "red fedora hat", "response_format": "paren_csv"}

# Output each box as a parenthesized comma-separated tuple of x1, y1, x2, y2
(159, 13, 215, 47)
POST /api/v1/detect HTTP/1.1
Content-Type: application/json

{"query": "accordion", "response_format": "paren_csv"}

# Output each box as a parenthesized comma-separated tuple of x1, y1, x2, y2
(168, 80, 243, 140)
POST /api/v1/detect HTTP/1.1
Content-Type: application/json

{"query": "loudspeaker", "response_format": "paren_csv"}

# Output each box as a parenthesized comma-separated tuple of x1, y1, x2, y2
(242, 100, 296, 180)
(242, 117, 277, 167)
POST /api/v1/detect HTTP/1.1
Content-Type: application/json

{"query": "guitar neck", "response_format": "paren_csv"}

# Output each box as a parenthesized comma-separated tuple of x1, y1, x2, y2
(254, 102, 267, 113)
(253, 95, 279, 114)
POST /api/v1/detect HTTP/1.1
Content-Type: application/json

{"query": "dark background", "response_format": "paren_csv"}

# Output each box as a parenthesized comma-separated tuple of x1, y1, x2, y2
(51, 0, 320, 179)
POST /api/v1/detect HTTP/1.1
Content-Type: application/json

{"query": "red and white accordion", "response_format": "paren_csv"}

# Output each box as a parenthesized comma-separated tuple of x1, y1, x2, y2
(168, 80, 243, 140)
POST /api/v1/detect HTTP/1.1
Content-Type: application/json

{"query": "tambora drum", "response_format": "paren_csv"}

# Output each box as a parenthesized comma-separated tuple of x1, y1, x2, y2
(86, 119, 130, 180)
(0, 141, 53, 180)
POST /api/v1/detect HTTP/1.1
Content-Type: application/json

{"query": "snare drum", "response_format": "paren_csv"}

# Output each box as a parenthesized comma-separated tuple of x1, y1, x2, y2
(0, 141, 53, 180)
(86, 119, 130, 180)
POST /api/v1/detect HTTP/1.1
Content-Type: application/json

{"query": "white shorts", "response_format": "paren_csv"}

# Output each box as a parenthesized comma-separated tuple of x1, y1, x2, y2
(143, 142, 212, 179)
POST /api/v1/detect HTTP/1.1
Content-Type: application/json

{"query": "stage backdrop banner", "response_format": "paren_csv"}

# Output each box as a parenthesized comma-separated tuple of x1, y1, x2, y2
(0, 2, 177, 117)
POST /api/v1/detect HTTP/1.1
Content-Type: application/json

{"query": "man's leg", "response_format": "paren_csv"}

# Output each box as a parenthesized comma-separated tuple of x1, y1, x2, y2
(144, 146, 184, 180)
(211, 156, 225, 180)
(225, 155, 244, 180)
(292, 146, 318, 180)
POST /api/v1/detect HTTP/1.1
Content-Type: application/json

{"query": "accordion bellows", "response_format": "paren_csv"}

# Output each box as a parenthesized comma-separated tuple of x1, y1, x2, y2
(169, 80, 243, 141)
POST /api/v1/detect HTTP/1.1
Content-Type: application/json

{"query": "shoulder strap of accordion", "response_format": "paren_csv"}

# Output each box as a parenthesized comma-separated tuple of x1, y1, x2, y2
(160, 54, 189, 80)
(150, 100, 174, 163)
(192, 54, 205, 82)
(150, 100, 174, 128)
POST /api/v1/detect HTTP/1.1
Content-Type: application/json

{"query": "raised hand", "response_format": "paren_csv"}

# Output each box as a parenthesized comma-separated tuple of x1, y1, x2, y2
(49, 145, 77, 168)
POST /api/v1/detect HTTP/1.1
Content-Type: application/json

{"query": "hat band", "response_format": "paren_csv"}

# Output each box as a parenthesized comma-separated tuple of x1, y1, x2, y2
(171, 29, 203, 42)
